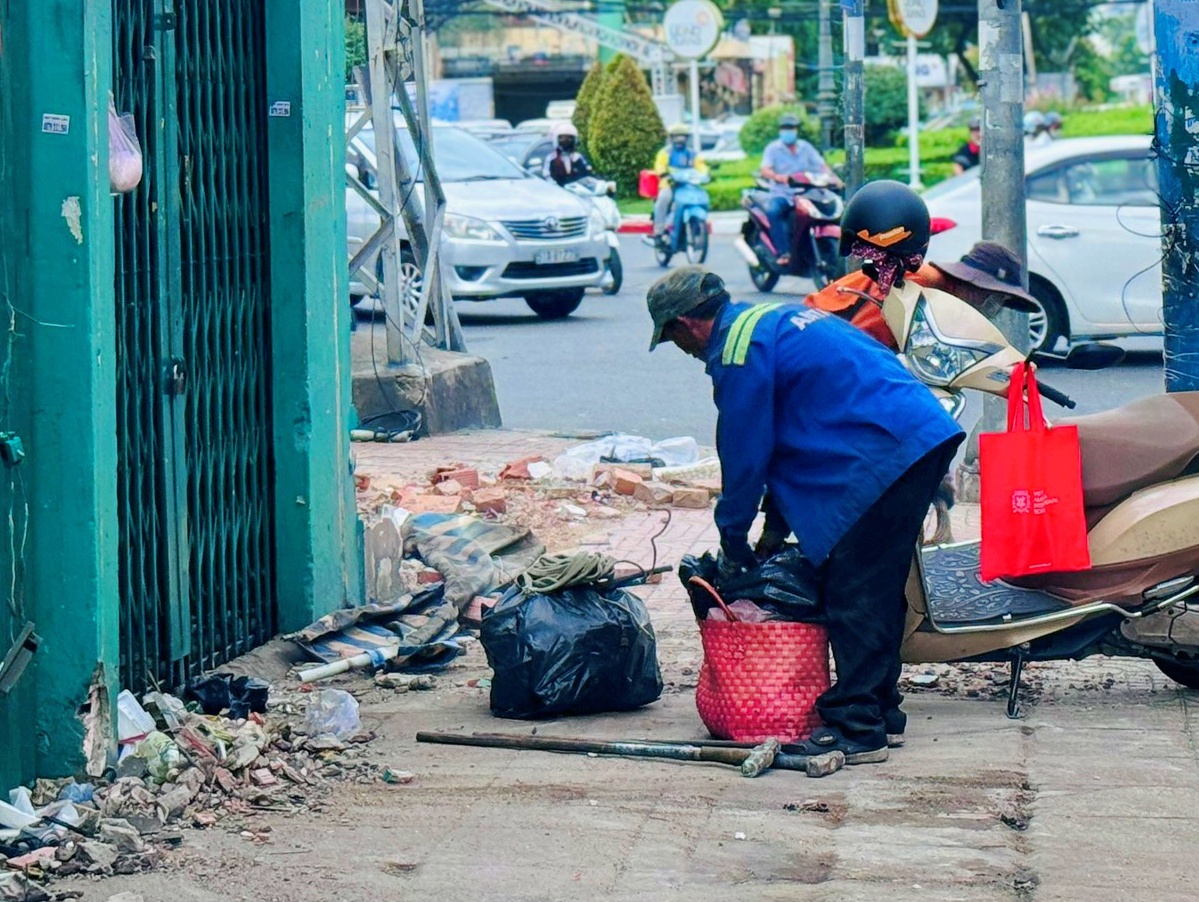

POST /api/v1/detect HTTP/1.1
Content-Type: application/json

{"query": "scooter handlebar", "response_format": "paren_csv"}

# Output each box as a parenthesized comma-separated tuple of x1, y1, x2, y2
(1037, 380, 1076, 409)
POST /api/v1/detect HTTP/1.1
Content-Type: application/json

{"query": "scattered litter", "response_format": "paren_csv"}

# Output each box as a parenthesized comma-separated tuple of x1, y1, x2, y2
(909, 673, 941, 688)
(551, 434, 700, 481)
(500, 456, 548, 480)
(135, 732, 184, 784)
(303, 689, 362, 741)
(185, 674, 270, 719)
(557, 503, 588, 520)
(380, 768, 415, 785)
(734, 831, 747, 841)
(526, 461, 553, 480)
(116, 691, 156, 745)
(785, 799, 830, 813)
(374, 673, 436, 691)
(57, 783, 95, 806)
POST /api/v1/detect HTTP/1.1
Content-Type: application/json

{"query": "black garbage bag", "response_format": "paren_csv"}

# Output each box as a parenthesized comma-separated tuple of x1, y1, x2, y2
(480, 584, 663, 719)
(185, 674, 270, 719)
(679, 547, 824, 623)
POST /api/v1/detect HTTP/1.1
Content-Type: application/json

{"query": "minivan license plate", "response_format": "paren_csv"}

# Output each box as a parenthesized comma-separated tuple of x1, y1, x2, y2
(535, 249, 577, 265)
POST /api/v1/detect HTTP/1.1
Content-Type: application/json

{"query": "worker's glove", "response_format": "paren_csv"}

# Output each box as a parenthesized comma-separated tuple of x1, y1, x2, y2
(754, 528, 788, 561)
(717, 537, 757, 585)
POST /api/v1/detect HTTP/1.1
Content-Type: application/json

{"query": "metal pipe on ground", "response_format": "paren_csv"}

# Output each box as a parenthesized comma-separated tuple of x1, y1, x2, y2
(418, 731, 845, 777)
(470, 731, 845, 777)
(417, 731, 782, 777)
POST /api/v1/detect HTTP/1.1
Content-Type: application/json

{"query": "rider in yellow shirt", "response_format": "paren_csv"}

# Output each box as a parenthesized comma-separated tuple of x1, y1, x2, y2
(652, 124, 709, 238)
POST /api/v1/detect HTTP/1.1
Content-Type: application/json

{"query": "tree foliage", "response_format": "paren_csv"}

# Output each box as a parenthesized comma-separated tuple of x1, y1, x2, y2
(738, 105, 818, 156)
(588, 54, 666, 196)
(862, 65, 925, 144)
(345, 17, 366, 84)
(572, 61, 605, 157)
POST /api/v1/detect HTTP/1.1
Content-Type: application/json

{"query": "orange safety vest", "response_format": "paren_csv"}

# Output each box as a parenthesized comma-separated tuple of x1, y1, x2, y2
(803, 264, 940, 350)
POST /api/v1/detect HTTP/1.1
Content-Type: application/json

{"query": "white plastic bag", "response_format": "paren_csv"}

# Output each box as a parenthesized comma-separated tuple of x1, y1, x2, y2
(552, 433, 699, 481)
(650, 436, 699, 468)
(108, 93, 143, 194)
(304, 688, 362, 740)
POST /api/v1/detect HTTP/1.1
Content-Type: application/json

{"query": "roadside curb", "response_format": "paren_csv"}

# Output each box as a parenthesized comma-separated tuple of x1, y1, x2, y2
(618, 212, 741, 236)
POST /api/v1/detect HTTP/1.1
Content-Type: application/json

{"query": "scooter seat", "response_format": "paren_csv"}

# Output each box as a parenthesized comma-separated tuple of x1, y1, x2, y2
(1059, 392, 1199, 508)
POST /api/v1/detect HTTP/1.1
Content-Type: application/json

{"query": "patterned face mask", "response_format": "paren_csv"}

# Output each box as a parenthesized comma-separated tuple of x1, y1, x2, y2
(850, 239, 924, 297)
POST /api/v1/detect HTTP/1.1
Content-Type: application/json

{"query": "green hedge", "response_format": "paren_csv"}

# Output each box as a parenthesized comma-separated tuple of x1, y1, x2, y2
(617, 105, 1155, 215)
(738, 105, 819, 156)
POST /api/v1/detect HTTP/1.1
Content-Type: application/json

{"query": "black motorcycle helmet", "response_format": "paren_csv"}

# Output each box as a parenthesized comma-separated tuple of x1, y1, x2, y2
(838, 179, 931, 259)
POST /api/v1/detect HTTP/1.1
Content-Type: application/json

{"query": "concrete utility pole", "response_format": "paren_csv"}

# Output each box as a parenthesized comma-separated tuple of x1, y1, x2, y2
(842, 0, 866, 198)
(817, 0, 836, 152)
(977, 0, 1028, 428)
(1152, 1, 1199, 392)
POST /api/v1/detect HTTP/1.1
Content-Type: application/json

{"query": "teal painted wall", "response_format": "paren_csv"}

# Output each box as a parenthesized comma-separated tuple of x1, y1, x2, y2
(265, 0, 362, 630)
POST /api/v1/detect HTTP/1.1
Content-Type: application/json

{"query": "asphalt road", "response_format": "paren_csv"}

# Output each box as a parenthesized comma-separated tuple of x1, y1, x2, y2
(360, 235, 1167, 443)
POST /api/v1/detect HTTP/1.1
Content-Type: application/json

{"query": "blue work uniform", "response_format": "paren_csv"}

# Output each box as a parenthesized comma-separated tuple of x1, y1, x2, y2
(708, 301, 964, 564)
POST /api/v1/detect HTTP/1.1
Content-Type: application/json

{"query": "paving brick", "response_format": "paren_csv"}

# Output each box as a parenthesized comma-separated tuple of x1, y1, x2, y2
(633, 481, 674, 505)
(398, 493, 461, 515)
(472, 487, 508, 515)
(432, 467, 480, 490)
(596, 461, 653, 481)
(671, 486, 711, 509)
(612, 468, 644, 496)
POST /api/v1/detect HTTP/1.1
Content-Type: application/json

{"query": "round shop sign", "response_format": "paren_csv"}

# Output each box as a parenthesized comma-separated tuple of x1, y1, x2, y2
(664, 0, 725, 60)
(888, 0, 938, 38)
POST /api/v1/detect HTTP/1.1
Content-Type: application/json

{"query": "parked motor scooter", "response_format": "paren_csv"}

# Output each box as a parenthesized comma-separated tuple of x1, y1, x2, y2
(640, 167, 711, 267)
(735, 172, 845, 291)
(875, 280, 1199, 714)
(563, 176, 623, 295)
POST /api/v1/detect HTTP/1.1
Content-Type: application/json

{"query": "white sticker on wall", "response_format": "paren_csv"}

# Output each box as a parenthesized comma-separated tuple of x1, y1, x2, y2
(41, 114, 70, 135)
(269, 101, 292, 118)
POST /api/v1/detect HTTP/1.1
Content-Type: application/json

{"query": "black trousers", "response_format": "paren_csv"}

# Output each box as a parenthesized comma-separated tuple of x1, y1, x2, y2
(814, 438, 961, 747)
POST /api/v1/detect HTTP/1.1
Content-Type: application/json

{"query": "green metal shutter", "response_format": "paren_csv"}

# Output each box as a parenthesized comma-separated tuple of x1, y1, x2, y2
(113, 0, 276, 692)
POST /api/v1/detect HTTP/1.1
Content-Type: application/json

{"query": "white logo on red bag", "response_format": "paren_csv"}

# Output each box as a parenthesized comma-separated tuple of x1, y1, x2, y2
(1011, 488, 1060, 515)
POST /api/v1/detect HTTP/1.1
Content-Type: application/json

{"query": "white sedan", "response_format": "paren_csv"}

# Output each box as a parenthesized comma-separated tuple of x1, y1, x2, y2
(924, 135, 1161, 351)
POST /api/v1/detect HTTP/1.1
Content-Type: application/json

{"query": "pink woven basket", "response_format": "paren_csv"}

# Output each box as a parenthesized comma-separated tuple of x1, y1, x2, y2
(691, 577, 830, 744)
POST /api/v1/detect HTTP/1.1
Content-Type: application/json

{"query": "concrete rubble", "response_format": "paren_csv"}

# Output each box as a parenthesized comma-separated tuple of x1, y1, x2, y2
(3, 684, 381, 894)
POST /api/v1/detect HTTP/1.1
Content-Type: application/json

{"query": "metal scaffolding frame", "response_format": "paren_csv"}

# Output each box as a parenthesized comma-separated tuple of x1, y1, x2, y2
(347, 0, 466, 364)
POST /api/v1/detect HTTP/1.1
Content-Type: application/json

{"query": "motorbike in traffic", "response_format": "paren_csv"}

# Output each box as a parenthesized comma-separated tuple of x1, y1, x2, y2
(736, 171, 845, 291)
(562, 176, 623, 295)
(873, 280, 1199, 714)
(640, 167, 712, 267)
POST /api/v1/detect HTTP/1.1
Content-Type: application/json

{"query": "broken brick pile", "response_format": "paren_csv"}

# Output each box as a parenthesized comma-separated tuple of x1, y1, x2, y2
(356, 454, 722, 526)
(1, 689, 382, 898)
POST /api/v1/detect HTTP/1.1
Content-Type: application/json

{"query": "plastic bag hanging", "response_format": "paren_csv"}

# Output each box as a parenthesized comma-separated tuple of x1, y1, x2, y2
(108, 92, 143, 194)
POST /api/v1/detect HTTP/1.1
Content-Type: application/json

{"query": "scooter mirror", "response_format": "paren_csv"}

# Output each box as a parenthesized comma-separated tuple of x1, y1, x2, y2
(1064, 342, 1125, 370)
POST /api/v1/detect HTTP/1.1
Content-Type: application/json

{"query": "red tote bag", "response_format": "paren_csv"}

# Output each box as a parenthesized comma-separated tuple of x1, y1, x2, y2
(979, 363, 1092, 582)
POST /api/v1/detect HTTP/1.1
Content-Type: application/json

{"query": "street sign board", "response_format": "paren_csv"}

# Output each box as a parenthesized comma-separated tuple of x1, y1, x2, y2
(663, 0, 724, 60)
(888, 0, 938, 38)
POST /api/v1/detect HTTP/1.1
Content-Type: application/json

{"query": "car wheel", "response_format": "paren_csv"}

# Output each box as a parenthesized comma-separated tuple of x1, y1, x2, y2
(374, 248, 435, 326)
(526, 288, 584, 319)
(1027, 276, 1067, 354)
(1155, 657, 1199, 690)
(601, 247, 623, 295)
